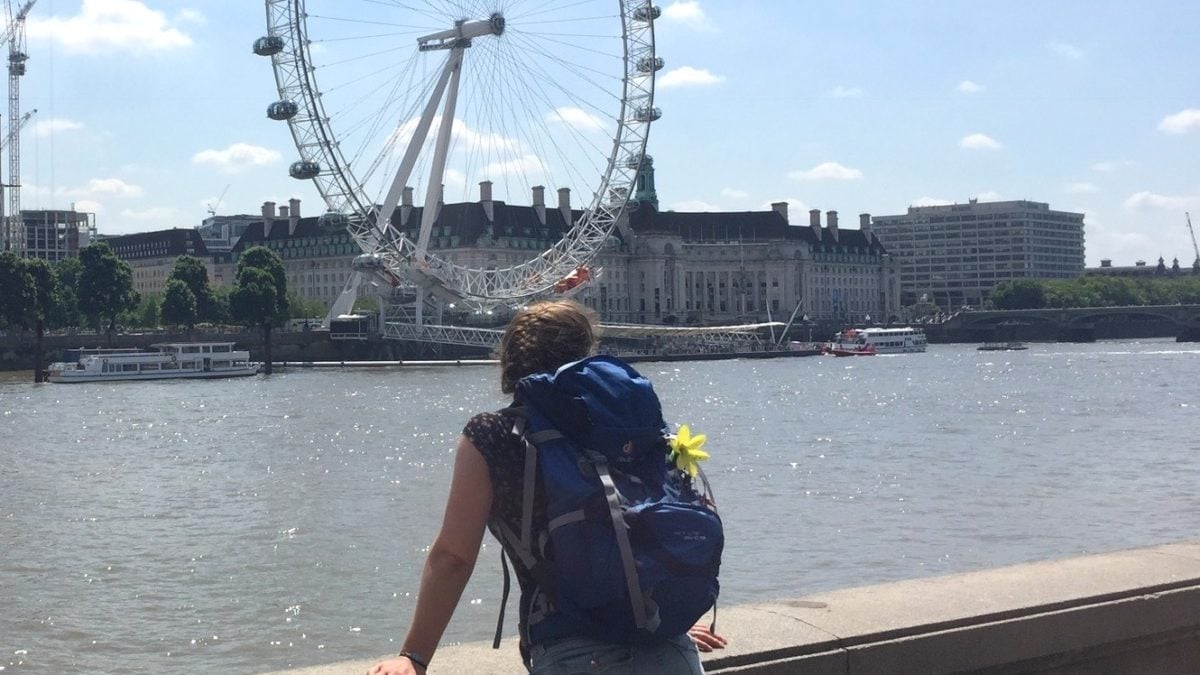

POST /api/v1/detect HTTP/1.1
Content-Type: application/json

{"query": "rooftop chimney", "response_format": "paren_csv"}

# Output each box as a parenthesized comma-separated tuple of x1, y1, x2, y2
(558, 187, 571, 225)
(809, 208, 821, 239)
(289, 198, 301, 219)
(262, 201, 277, 237)
(828, 210, 839, 242)
(401, 186, 414, 226)
(480, 180, 494, 222)
(532, 185, 546, 225)
(859, 212, 872, 241)
(771, 201, 789, 224)
(279, 206, 289, 218)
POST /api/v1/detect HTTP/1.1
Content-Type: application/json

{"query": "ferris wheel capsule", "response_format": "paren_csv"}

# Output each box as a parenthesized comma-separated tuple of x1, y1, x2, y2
(253, 35, 284, 56)
(289, 160, 321, 180)
(267, 100, 299, 121)
(633, 5, 661, 22)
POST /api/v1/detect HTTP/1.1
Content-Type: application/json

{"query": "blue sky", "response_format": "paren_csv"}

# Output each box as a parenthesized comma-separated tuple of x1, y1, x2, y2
(17, 0, 1200, 266)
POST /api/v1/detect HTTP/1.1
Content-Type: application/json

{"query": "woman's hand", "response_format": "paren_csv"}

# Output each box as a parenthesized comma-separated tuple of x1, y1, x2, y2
(688, 622, 728, 652)
(367, 656, 425, 675)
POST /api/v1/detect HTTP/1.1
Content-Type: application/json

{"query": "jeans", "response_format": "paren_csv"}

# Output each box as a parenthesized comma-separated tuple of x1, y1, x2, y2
(529, 634, 704, 674)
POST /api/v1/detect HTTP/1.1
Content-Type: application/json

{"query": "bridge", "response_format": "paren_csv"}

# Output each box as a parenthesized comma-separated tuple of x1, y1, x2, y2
(938, 304, 1200, 342)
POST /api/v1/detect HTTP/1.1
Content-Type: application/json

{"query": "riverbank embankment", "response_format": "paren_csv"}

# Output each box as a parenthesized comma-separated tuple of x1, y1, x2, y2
(263, 541, 1200, 674)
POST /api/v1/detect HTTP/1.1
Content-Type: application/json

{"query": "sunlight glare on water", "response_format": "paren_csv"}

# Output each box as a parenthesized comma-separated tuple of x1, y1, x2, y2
(2, 340, 1199, 673)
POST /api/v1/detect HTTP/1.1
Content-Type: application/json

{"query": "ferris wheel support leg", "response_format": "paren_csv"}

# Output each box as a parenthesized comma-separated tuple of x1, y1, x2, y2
(415, 49, 465, 260)
(371, 49, 461, 249)
(328, 271, 363, 324)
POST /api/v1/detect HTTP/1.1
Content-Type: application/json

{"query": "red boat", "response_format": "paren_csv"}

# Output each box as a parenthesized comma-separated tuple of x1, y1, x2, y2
(826, 343, 877, 357)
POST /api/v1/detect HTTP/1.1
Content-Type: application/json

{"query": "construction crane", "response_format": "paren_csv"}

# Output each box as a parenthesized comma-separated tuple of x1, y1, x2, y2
(1187, 212, 1199, 272)
(206, 183, 231, 217)
(0, 0, 33, 253)
(0, 107, 33, 151)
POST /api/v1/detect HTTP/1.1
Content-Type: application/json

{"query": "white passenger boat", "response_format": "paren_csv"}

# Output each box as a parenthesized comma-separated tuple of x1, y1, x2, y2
(47, 342, 259, 383)
(826, 327, 927, 354)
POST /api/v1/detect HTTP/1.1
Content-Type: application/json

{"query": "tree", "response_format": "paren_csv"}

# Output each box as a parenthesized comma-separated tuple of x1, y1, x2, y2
(230, 246, 288, 374)
(990, 280, 1046, 310)
(168, 255, 216, 322)
(0, 251, 34, 331)
(134, 293, 162, 330)
(286, 290, 327, 321)
(20, 258, 63, 382)
(51, 257, 84, 330)
(161, 279, 198, 330)
(77, 242, 139, 344)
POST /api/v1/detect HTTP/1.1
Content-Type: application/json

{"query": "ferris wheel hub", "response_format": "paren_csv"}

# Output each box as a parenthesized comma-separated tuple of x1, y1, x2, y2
(418, 13, 505, 52)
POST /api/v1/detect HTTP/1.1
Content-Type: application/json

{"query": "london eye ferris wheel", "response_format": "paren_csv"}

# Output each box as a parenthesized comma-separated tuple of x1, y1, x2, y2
(254, 1, 661, 312)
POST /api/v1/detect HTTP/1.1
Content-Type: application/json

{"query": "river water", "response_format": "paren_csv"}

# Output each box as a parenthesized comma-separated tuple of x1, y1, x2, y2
(2, 340, 1198, 674)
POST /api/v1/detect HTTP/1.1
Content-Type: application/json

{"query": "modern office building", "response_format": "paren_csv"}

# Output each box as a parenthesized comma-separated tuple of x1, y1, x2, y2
(871, 199, 1085, 309)
(19, 209, 96, 261)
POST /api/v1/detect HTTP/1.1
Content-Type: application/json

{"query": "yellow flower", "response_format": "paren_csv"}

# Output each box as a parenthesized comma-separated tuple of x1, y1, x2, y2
(669, 424, 709, 478)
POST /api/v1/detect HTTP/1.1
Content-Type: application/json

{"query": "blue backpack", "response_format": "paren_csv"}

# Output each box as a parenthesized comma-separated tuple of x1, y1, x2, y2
(490, 355, 723, 649)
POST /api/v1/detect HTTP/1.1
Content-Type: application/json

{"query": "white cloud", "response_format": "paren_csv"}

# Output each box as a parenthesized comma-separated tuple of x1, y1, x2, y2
(913, 197, 953, 207)
(720, 188, 748, 199)
(959, 133, 1003, 150)
(671, 200, 722, 211)
(760, 197, 810, 217)
(1158, 109, 1200, 134)
(830, 85, 865, 99)
(1123, 191, 1199, 211)
(657, 66, 725, 89)
(546, 107, 605, 133)
(175, 9, 205, 24)
(1065, 182, 1099, 194)
(62, 177, 143, 199)
(788, 161, 863, 181)
(661, 1, 711, 30)
(28, 0, 194, 54)
(483, 154, 544, 177)
(34, 118, 84, 137)
(391, 116, 521, 156)
(192, 143, 282, 173)
(1049, 41, 1084, 60)
(73, 199, 104, 214)
(957, 80, 985, 94)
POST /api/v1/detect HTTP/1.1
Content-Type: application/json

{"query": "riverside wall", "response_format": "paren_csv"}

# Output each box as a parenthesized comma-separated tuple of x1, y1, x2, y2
(265, 541, 1200, 674)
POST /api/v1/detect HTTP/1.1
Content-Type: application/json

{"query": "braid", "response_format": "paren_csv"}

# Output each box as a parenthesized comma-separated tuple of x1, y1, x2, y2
(499, 300, 598, 393)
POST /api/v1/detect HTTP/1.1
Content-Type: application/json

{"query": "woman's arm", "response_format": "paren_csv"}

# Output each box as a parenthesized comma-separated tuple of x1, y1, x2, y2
(369, 435, 494, 675)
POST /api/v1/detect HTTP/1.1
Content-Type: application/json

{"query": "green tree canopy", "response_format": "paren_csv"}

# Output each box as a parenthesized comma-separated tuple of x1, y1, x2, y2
(78, 242, 140, 339)
(161, 279, 198, 329)
(990, 279, 1047, 310)
(231, 247, 288, 375)
(229, 267, 279, 325)
(0, 251, 34, 329)
(168, 255, 217, 322)
(21, 257, 62, 328)
(237, 246, 288, 321)
(51, 257, 84, 329)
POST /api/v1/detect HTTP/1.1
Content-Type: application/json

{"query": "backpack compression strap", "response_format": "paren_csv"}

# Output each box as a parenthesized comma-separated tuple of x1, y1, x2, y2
(588, 451, 661, 634)
(491, 410, 564, 649)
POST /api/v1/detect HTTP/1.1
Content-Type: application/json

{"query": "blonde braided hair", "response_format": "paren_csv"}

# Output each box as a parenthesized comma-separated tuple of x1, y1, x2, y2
(498, 299, 599, 394)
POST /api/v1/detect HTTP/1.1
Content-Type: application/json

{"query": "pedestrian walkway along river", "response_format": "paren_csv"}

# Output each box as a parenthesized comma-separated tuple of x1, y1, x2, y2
(2, 339, 1197, 673)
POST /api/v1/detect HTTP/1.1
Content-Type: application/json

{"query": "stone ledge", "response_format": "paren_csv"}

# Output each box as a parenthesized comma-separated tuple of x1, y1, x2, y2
(263, 541, 1200, 674)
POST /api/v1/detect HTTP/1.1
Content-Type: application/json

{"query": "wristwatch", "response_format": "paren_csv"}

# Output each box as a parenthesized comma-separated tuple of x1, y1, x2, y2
(398, 650, 429, 671)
